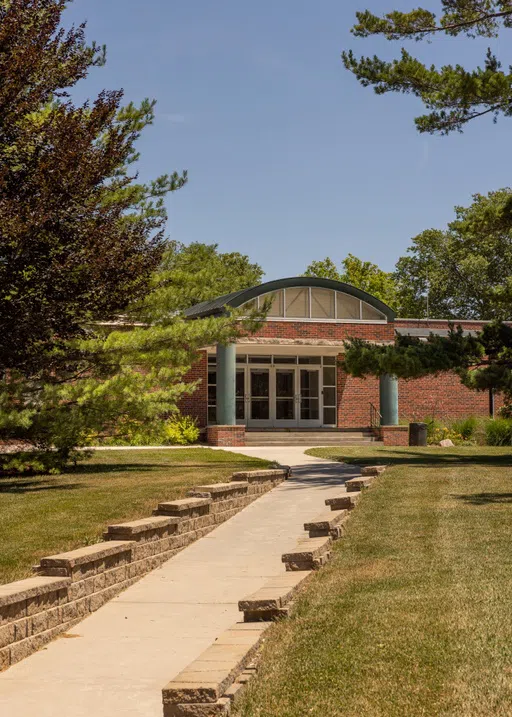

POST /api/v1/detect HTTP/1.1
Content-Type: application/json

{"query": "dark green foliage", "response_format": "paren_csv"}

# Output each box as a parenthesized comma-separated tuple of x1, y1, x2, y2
(485, 418, 512, 445)
(0, 0, 187, 374)
(396, 189, 512, 319)
(0, 1, 262, 472)
(343, 2, 512, 134)
(343, 321, 512, 405)
(137, 242, 264, 321)
(304, 254, 398, 308)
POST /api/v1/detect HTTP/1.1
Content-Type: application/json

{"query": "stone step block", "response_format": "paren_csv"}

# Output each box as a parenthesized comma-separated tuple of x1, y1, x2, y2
(325, 493, 361, 511)
(155, 497, 211, 519)
(188, 482, 248, 500)
(164, 696, 231, 716)
(345, 476, 373, 493)
(230, 468, 289, 483)
(282, 536, 332, 571)
(238, 571, 311, 620)
(304, 509, 349, 539)
(37, 542, 133, 581)
(162, 622, 268, 712)
(361, 464, 387, 477)
(104, 516, 179, 542)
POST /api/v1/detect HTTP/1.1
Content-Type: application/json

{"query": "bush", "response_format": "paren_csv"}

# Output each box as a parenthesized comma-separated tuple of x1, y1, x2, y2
(163, 416, 200, 445)
(0, 449, 86, 476)
(422, 416, 475, 445)
(485, 418, 512, 446)
(451, 416, 478, 442)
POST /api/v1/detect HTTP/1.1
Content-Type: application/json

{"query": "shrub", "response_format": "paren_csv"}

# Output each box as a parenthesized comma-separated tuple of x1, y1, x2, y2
(451, 416, 478, 442)
(485, 418, 512, 446)
(163, 416, 200, 445)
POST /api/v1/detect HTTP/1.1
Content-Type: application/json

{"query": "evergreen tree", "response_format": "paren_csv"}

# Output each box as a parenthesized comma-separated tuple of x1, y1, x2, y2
(342, 2, 512, 134)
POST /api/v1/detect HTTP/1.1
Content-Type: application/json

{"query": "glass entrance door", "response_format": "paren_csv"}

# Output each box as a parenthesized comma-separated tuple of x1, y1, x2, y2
(245, 364, 323, 428)
(248, 368, 271, 426)
(275, 368, 296, 426)
(299, 368, 321, 427)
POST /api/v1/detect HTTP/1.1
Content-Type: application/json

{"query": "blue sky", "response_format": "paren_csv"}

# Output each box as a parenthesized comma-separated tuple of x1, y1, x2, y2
(64, 1, 512, 280)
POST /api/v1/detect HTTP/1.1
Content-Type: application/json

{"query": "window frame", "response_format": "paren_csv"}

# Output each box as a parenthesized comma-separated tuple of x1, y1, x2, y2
(241, 287, 387, 323)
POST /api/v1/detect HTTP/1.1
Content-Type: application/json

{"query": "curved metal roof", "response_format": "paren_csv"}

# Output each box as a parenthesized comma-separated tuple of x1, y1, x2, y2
(183, 276, 396, 321)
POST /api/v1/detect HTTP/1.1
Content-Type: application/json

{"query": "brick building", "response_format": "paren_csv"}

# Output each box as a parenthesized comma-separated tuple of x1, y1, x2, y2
(180, 277, 497, 446)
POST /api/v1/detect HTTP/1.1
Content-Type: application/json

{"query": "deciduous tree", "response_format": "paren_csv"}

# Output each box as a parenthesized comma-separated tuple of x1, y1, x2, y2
(396, 189, 512, 319)
(304, 254, 398, 308)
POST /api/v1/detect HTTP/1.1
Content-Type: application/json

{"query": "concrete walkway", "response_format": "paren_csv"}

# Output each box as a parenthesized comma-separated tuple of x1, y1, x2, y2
(0, 447, 356, 717)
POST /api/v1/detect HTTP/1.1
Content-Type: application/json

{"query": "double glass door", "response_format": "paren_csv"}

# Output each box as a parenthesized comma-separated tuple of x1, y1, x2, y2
(243, 366, 321, 427)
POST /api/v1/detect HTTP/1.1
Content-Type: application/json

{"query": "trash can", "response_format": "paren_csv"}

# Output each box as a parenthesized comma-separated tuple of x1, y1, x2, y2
(409, 422, 427, 447)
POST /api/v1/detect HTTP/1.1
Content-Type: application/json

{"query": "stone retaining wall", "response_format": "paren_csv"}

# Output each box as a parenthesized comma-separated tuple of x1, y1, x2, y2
(0, 468, 288, 672)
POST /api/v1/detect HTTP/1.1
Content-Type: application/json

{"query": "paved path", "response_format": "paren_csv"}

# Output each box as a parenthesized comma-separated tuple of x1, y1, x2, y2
(0, 447, 356, 717)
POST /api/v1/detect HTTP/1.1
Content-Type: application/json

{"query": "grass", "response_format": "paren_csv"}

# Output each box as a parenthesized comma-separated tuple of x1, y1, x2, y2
(234, 446, 512, 717)
(0, 447, 270, 586)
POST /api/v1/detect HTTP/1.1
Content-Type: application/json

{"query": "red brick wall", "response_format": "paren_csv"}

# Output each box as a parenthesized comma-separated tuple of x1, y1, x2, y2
(181, 320, 501, 430)
(253, 320, 395, 342)
(177, 351, 208, 428)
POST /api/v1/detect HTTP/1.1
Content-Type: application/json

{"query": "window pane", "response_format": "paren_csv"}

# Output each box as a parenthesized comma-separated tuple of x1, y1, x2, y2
(311, 288, 335, 319)
(323, 356, 336, 365)
(323, 367, 336, 386)
(208, 355, 216, 365)
(251, 400, 269, 420)
(208, 386, 216, 403)
(236, 370, 245, 397)
(241, 299, 258, 313)
(249, 355, 272, 364)
(274, 356, 298, 364)
(323, 407, 336, 425)
(276, 400, 294, 420)
(301, 399, 319, 420)
(361, 302, 385, 320)
(323, 387, 336, 406)
(285, 288, 309, 318)
(276, 370, 295, 398)
(251, 370, 269, 397)
(261, 291, 284, 317)
(300, 370, 319, 398)
(208, 406, 217, 423)
(236, 400, 245, 420)
(236, 355, 247, 364)
(208, 370, 216, 385)
(337, 293, 361, 320)
(298, 356, 321, 365)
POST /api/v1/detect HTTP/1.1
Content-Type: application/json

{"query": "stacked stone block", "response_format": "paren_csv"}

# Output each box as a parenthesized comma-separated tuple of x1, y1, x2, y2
(0, 468, 288, 672)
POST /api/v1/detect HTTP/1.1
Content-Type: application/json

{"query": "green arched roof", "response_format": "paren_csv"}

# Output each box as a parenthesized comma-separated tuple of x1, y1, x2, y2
(184, 276, 396, 321)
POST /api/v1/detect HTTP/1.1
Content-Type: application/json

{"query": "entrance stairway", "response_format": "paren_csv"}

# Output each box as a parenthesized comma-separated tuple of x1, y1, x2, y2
(245, 429, 377, 447)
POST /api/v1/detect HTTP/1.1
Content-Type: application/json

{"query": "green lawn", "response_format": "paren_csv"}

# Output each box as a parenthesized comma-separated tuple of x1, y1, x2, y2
(0, 448, 269, 586)
(234, 446, 512, 717)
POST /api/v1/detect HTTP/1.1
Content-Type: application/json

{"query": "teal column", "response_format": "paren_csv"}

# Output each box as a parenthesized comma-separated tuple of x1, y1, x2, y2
(216, 343, 236, 425)
(379, 374, 399, 426)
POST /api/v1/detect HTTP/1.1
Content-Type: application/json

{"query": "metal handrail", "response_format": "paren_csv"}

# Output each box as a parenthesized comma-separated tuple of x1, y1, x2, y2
(369, 402, 382, 428)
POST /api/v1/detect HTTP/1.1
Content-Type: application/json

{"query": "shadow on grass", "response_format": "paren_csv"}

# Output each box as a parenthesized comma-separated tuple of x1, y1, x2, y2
(69, 461, 264, 476)
(453, 492, 512, 505)
(0, 479, 80, 494)
(336, 451, 512, 468)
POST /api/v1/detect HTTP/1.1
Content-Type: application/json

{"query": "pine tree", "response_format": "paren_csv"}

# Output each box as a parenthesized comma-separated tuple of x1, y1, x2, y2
(342, 2, 512, 134)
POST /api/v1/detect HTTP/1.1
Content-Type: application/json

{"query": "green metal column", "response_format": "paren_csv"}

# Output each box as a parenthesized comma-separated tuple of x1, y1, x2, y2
(216, 343, 236, 425)
(379, 373, 399, 426)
